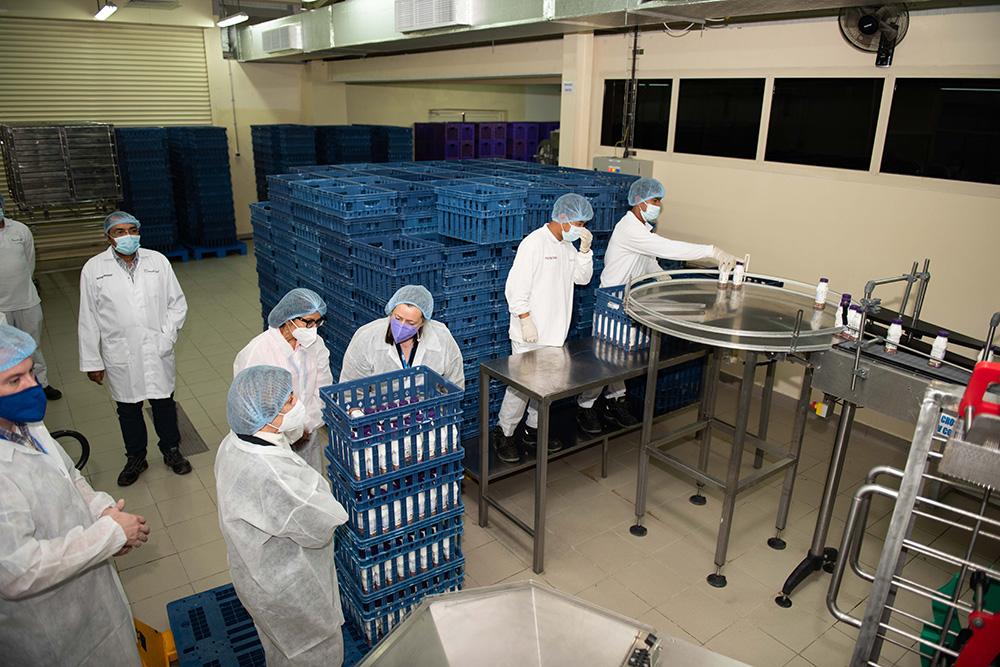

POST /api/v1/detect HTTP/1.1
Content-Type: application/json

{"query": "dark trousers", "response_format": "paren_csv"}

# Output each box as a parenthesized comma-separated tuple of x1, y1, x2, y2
(115, 395, 181, 459)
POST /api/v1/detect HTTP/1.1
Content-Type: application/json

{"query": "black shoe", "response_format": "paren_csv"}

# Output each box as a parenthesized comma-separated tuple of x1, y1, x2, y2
(493, 428, 520, 464)
(576, 407, 604, 435)
(521, 426, 563, 455)
(162, 447, 192, 475)
(117, 457, 148, 486)
(43, 385, 63, 401)
(601, 396, 640, 429)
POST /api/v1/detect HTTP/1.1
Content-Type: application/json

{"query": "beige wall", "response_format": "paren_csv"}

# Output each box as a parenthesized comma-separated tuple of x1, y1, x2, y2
(577, 8, 1000, 437)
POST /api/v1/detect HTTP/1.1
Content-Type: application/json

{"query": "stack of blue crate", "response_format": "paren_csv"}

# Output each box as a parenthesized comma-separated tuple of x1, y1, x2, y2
(321, 367, 466, 646)
(316, 126, 374, 165)
(167, 126, 238, 248)
(251, 124, 317, 201)
(368, 125, 414, 162)
(115, 127, 179, 253)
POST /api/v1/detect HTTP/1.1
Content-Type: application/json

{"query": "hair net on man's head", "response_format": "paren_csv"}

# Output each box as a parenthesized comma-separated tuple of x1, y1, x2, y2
(551, 193, 594, 225)
(0, 324, 38, 372)
(627, 178, 665, 206)
(227, 365, 293, 435)
(385, 285, 434, 321)
(103, 211, 141, 233)
(267, 288, 327, 328)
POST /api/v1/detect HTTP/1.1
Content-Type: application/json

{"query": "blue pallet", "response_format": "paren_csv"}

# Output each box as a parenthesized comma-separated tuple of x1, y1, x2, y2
(167, 583, 367, 667)
(186, 241, 247, 260)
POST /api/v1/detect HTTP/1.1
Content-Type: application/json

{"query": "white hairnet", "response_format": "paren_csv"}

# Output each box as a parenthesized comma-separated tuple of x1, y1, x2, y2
(267, 288, 327, 328)
(0, 324, 37, 372)
(385, 284, 434, 320)
(227, 365, 293, 435)
(103, 210, 141, 233)
(627, 178, 665, 206)
(551, 193, 594, 225)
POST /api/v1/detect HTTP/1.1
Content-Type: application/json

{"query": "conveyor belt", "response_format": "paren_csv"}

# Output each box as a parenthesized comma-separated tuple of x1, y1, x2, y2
(867, 307, 998, 357)
(834, 340, 972, 385)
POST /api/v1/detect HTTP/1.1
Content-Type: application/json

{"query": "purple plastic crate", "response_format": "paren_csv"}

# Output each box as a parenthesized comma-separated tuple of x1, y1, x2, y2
(509, 122, 540, 143)
(445, 123, 475, 142)
(476, 123, 508, 142)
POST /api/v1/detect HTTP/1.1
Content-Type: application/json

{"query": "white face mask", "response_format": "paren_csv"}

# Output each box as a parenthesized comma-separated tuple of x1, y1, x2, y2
(562, 223, 582, 243)
(291, 324, 318, 348)
(269, 399, 306, 444)
(640, 202, 661, 223)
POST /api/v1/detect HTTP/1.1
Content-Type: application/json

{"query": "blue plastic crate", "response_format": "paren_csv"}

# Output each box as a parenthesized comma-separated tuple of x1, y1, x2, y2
(288, 178, 343, 205)
(351, 234, 443, 273)
(626, 357, 706, 417)
(438, 207, 525, 245)
(341, 175, 437, 211)
(436, 289, 504, 318)
(405, 233, 494, 275)
(442, 271, 496, 295)
(401, 211, 438, 233)
(354, 264, 440, 303)
(266, 173, 316, 199)
(310, 183, 398, 219)
(291, 202, 402, 237)
(434, 182, 526, 217)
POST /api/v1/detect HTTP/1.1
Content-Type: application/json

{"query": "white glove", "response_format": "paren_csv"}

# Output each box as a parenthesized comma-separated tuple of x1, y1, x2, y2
(711, 247, 739, 273)
(520, 316, 539, 343)
(577, 226, 593, 254)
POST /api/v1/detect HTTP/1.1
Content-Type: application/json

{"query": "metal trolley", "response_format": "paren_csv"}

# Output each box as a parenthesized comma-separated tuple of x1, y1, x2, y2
(827, 363, 1000, 666)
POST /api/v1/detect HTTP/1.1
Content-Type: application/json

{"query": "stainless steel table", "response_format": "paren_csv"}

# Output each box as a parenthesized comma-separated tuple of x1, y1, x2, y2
(476, 336, 706, 573)
(625, 270, 842, 587)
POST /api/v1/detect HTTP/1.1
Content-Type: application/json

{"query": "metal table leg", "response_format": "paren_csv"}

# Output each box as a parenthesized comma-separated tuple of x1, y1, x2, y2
(707, 351, 759, 588)
(478, 365, 491, 527)
(630, 330, 661, 536)
(533, 399, 551, 573)
(775, 400, 856, 607)
(690, 350, 721, 506)
(753, 360, 777, 469)
(769, 359, 815, 549)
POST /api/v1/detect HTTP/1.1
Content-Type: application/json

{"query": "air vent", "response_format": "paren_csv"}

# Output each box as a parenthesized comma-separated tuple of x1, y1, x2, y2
(395, 0, 474, 32)
(261, 25, 303, 53)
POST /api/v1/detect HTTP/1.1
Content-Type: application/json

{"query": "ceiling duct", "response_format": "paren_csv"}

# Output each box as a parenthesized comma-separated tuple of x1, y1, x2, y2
(395, 0, 477, 32)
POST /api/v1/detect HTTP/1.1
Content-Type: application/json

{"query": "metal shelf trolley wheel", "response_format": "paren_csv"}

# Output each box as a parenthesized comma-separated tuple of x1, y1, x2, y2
(49, 429, 91, 470)
(827, 362, 1000, 667)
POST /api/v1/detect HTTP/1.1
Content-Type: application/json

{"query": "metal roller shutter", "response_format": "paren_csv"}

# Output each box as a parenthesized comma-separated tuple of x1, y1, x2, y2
(0, 17, 212, 267)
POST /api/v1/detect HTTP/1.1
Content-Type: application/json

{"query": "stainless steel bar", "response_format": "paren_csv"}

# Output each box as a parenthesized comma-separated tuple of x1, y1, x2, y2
(734, 457, 797, 492)
(774, 360, 815, 535)
(533, 399, 551, 573)
(691, 351, 721, 505)
(707, 351, 758, 587)
(478, 364, 491, 527)
(711, 421, 789, 459)
(910, 259, 931, 330)
(485, 496, 534, 535)
(753, 360, 777, 469)
(897, 261, 919, 319)
(648, 450, 723, 489)
(812, 403, 856, 555)
(630, 330, 662, 535)
(647, 420, 711, 453)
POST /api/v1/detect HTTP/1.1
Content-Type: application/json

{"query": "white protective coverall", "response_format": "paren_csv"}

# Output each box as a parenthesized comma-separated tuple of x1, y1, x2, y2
(0, 217, 50, 387)
(339, 317, 465, 389)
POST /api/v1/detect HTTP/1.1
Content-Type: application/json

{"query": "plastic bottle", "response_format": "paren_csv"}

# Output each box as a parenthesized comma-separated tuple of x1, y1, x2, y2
(837, 294, 852, 338)
(885, 318, 903, 354)
(848, 305, 863, 341)
(929, 331, 949, 368)
(814, 278, 829, 310)
(717, 264, 730, 288)
(731, 262, 746, 289)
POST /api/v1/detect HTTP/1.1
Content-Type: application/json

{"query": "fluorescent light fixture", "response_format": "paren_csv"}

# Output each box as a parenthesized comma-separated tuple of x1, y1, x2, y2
(94, 2, 118, 20)
(217, 11, 249, 27)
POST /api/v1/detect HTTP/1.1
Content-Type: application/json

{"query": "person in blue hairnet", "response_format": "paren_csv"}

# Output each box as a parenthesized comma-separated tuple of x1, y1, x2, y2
(0, 323, 150, 666)
(577, 177, 741, 431)
(494, 193, 594, 464)
(216, 365, 348, 667)
(340, 284, 464, 389)
(78, 211, 191, 487)
(234, 288, 332, 477)
(0, 194, 62, 401)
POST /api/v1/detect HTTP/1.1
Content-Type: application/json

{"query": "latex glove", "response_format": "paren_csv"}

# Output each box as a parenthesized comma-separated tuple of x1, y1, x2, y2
(520, 316, 539, 343)
(711, 247, 739, 273)
(577, 226, 593, 254)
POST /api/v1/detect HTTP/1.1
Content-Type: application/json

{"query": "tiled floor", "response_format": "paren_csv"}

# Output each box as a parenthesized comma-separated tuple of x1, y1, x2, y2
(32, 246, 976, 666)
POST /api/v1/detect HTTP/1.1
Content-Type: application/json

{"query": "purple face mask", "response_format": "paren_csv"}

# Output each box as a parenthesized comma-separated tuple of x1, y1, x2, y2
(390, 318, 419, 344)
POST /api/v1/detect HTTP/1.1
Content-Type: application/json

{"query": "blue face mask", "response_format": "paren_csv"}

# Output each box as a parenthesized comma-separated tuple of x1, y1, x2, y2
(390, 318, 419, 344)
(113, 235, 141, 255)
(0, 383, 47, 423)
(562, 224, 582, 243)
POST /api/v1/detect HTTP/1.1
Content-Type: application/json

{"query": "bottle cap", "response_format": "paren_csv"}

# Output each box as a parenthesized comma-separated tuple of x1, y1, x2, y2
(850, 304, 862, 312)
(819, 277, 829, 283)
(892, 318, 903, 324)
(841, 293, 852, 301)
(736, 261, 744, 266)
(938, 330, 949, 337)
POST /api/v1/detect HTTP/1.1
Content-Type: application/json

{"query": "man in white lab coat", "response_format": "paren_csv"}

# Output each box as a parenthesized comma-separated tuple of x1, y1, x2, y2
(576, 177, 740, 432)
(0, 194, 62, 400)
(0, 323, 151, 666)
(78, 211, 192, 487)
(233, 288, 333, 477)
(493, 193, 595, 464)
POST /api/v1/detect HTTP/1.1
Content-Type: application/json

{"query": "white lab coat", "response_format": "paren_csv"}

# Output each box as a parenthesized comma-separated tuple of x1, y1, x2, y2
(505, 225, 593, 346)
(0, 217, 41, 312)
(214, 431, 348, 666)
(600, 211, 716, 288)
(340, 317, 465, 389)
(0, 422, 140, 667)
(78, 247, 188, 404)
(233, 327, 333, 474)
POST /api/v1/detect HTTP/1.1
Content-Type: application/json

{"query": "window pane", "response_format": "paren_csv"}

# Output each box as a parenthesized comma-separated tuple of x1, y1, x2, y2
(675, 79, 765, 159)
(600, 79, 671, 151)
(881, 78, 1000, 185)
(765, 78, 883, 170)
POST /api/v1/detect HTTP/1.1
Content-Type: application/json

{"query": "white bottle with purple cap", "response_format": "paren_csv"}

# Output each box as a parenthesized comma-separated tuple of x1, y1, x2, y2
(885, 318, 904, 354)
(814, 278, 829, 310)
(929, 330, 949, 368)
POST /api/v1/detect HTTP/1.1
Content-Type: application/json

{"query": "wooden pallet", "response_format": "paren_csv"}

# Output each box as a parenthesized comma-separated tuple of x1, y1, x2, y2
(184, 241, 247, 260)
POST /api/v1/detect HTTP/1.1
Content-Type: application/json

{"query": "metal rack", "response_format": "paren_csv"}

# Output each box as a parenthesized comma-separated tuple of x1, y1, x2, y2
(827, 373, 1000, 666)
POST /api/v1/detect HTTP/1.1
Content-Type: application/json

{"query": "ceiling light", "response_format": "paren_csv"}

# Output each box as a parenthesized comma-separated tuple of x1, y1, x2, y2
(217, 11, 249, 27)
(94, 2, 118, 20)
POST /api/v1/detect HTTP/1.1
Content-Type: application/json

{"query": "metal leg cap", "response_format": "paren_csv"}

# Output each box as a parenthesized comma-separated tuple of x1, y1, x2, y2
(822, 562, 836, 574)
(706, 573, 727, 588)
(629, 524, 648, 537)
(767, 537, 787, 551)
(774, 595, 793, 608)
(689, 494, 707, 506)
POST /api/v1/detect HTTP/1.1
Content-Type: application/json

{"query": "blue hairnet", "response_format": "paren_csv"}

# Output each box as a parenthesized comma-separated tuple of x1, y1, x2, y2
(551, 193, 594, 225)
(627, 178, 665, 206)
(227, 365, 293, 435)
(267, 288, 327, 328)
(385, 285, 434, 320)
(0, 324, 37, 372)
(103, 211, 141, 233)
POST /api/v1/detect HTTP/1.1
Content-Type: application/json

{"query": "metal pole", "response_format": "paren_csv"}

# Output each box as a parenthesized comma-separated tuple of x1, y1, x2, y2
(630, 330, 661, 536)
(478, 366, 490, 527)
(774, 360, 816, 537)
(810, 402, 855, 556)
(897, 261, 918, 319)
(753, 360, 776, 469)
(690, 350, 720, 506)
(707, 351, 758, 588)
(533, 399, 551, 573)
(910, 258, 931, 330)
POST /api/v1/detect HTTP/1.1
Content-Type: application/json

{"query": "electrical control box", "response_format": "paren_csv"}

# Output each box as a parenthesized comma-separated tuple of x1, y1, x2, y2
(592, 156, 653, 177)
